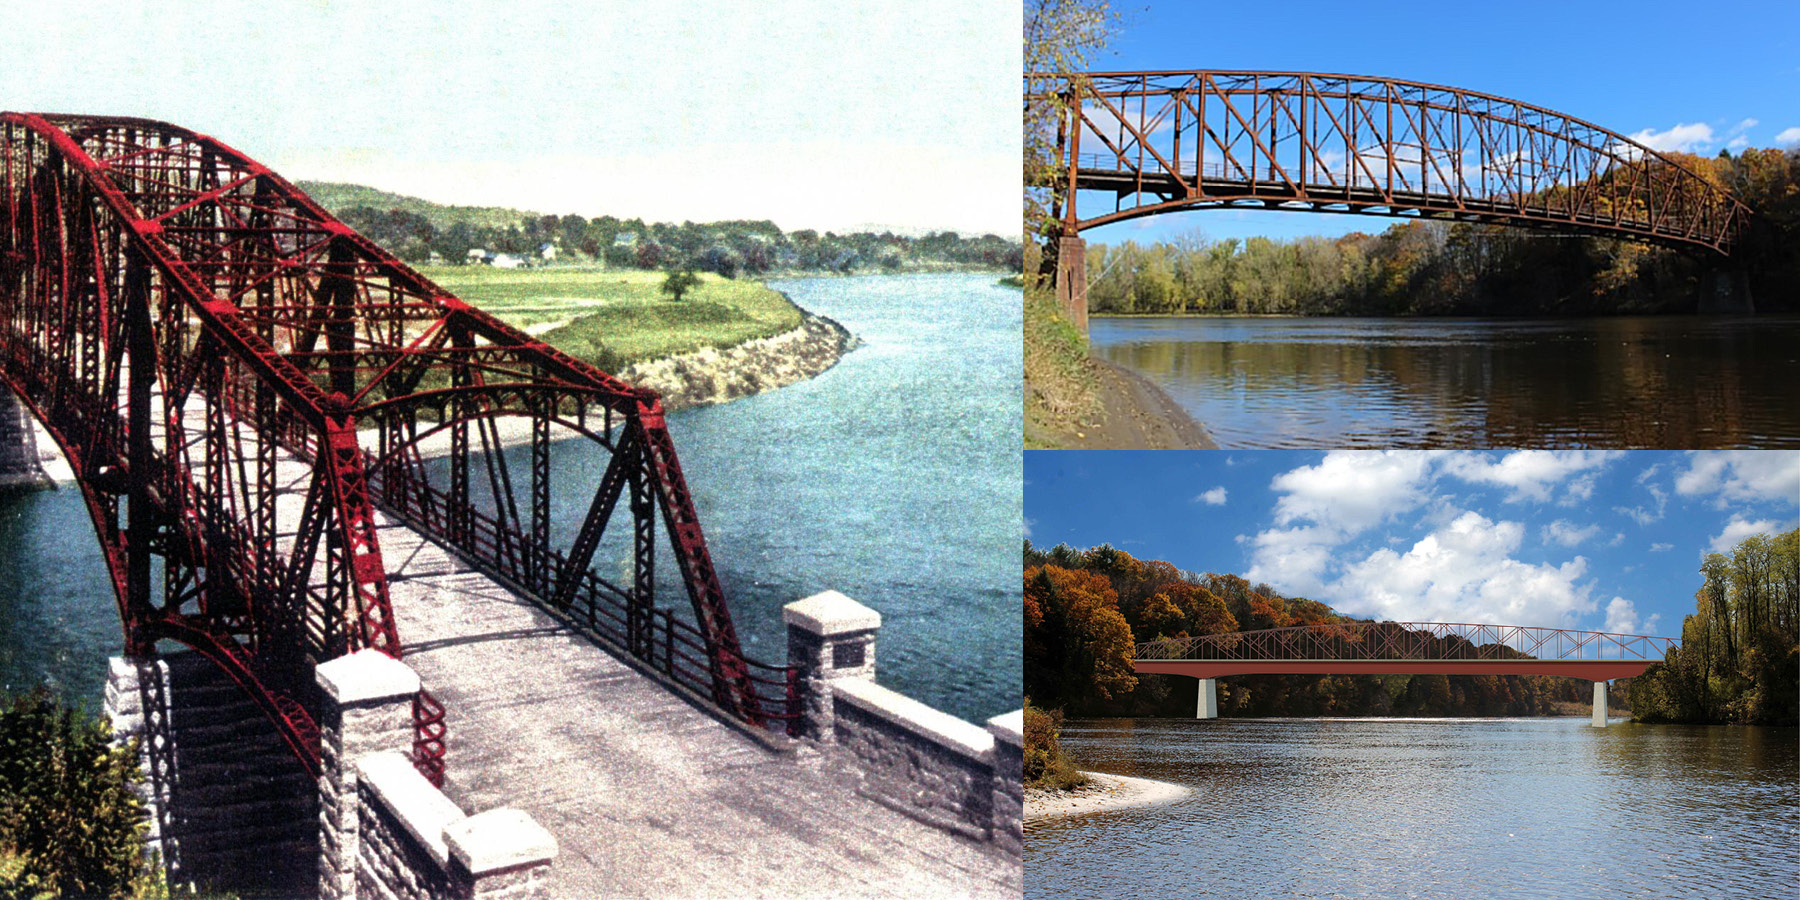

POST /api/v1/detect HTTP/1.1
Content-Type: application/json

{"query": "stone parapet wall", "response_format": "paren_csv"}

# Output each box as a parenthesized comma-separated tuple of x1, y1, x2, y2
(832, 679, 997, 837)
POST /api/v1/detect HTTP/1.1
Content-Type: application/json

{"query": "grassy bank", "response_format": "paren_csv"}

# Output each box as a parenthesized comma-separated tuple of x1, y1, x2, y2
(1023, 284, 1100, 448)
(420, 266, 803, 371)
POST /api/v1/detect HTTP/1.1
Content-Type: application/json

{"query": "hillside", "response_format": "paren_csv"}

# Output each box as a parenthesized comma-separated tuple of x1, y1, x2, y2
(295, 180, 545, 232)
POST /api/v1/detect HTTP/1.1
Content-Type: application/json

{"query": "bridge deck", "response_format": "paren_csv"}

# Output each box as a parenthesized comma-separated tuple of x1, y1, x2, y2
(373, 513, 1018, 898)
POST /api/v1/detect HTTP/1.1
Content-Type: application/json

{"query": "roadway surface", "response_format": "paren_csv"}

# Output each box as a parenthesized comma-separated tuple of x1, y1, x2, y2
(373, 510, 1020, 898)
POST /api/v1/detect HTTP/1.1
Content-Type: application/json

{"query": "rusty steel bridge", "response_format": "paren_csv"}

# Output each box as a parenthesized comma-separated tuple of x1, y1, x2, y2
(1027, 70, 1753, 328)
(0, 113, 805, 786)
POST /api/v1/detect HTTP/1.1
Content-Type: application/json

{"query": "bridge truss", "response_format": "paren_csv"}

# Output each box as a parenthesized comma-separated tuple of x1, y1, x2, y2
(1032, 70, 1750, 253)
(1136, 621, 1678, 681)
(0, 113, 799, 784)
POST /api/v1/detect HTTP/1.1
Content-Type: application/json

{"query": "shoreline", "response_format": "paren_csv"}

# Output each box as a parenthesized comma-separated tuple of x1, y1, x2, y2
(13, 301, 861, 480)
(1024, 771, 1193, 823)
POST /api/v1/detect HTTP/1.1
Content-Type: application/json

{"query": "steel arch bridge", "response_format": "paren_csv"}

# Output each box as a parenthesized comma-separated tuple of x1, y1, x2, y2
(1134, 621, 1679, 681)
(0, 113, 799, 785)
(1028, 70, 1752, 326)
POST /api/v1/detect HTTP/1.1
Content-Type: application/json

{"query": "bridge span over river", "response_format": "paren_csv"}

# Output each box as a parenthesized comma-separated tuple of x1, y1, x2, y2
(1134, 622, 1678, 728)
(0, 113, 1021, 898)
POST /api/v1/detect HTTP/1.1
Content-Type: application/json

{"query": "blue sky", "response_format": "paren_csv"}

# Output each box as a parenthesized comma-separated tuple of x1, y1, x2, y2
(0, 1, 1015, 235)
(1025, 450, 1800, 639)
(1079, 0, 1800, 247)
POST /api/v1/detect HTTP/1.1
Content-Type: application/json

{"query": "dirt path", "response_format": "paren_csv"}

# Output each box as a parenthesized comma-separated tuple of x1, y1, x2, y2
(1027, 359, 1217, 450)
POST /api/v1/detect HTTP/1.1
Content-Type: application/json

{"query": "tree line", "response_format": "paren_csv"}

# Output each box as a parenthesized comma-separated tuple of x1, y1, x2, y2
(1023, 541, 1594, 719)
(1626, 528, 1798, 726)
(1084, 146, 1799, 316)
(332, 204, 1022, 278)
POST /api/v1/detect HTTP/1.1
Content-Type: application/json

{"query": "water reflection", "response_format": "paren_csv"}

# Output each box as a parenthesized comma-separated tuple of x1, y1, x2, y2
(1028, 718, 1800, 900)
(1091, 316, 1800, 448)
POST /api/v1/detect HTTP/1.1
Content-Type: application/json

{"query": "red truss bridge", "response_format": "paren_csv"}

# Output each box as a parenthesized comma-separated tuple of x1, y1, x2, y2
(1027, 70, 1752, 326)
(0, 113, 801, 785)
(1135, 621, 1679, 682)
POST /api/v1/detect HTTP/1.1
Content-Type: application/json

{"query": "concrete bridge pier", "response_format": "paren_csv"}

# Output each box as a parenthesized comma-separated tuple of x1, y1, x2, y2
(1196, 678, 1218, 719)
(1054, 234, 1088, 333)
(1591, 680, 1608, 727)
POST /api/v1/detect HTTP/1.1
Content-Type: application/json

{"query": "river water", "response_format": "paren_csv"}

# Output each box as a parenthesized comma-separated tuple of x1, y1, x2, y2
(1089, 315, 1800, 449)
(1029, 717, 1800, 900)
(0, 272, 1022, 723)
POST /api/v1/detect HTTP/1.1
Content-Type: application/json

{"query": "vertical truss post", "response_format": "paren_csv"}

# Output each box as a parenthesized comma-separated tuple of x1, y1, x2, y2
(528, 394, 551, 594)
(628, 442, 655, 656)
(123, 243, 156, 656)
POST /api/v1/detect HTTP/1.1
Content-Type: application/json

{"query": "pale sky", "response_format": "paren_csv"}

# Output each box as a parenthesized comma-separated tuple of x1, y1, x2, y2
(2, 1, 1019, 235)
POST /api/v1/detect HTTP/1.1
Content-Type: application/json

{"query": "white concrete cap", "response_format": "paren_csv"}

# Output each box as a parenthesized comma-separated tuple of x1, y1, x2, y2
(357, 751, 465, 867)
(316, 648, 421, 704)
(444, 808, 559, 875)
(783, 590, 881, 636)
(986, 709, 1024, 746)
(833, 678, 995, 760)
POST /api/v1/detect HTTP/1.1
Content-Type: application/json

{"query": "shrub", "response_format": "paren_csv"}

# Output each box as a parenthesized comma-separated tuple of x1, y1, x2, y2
(1023, 698, 1088, 791)
(0, 689, 159, 898)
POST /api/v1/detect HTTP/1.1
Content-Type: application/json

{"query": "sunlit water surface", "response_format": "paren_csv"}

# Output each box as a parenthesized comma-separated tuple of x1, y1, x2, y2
(1029, 717, 1800, 900)
(1090, 315, 1800, 448)
(1, 273, 1023, 723)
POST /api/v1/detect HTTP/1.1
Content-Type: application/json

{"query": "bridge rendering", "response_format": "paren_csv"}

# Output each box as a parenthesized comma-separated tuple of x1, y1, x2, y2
(1135, 621, 1679, 727)
(1, 113, 1021, 897)
(1026, 70, 1752, 328)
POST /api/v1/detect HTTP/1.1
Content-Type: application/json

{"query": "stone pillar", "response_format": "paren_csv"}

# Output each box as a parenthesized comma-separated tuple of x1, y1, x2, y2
(784, 590, 880, 741)
(1054, 234, 1088, 334)
(1196, 678, 1217, 719)
(445, 809, 559, 899)
(985, 710, 1023, 855)
(317, 650, 422, 900)
(1591, 680, 1607, 728)
(104, 656, 171, 862)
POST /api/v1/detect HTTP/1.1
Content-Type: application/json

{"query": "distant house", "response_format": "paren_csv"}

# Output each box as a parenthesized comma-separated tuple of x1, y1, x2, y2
(466, 248, 489, 264)
(491, 253, 525, 269)
(538, 242, 558, 262)
(427, 251, 445, 266)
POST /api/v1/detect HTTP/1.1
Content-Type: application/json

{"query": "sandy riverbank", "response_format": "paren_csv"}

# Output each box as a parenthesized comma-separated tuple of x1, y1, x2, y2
(1024, 771, 1193, 823)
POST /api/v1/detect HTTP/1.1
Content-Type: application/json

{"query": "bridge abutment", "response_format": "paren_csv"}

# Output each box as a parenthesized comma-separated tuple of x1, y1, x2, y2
(0, 390, 51, 489)
(1054, 235, 1088, 333)
(1592, 680, 1608, 727)
(104, 653, 319, 897)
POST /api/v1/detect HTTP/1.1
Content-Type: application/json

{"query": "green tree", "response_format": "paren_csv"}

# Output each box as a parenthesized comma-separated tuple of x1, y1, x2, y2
(0, 690, 158, 898)
(659, 268, 701, 302)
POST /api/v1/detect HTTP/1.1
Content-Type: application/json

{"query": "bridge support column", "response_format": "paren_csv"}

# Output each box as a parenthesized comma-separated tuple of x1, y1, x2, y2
(785, 590, 880, 742)
(1592, 680, 1608, 728)
(317, 650, 422, 900)
(1054, 235, 1088, 334)
(1196, 678, 1218, 719)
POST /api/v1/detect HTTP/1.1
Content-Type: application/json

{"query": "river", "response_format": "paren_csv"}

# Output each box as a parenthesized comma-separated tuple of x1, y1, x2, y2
(0, 272, 1022, 724)
(1029, 717, 1799, 899)
(1089, 315, 1800, 449)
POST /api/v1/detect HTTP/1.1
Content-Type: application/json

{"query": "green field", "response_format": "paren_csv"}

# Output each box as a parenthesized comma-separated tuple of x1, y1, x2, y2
(418, 266, 803, 370)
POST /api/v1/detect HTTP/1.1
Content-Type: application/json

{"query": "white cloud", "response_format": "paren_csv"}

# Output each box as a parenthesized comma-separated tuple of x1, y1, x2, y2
(1728, 136, 1750, 150)
(1024, 517, 1034, 539)
(1776, 126, 1800, 145)
(1603, 598, 1661, 636)
(1331, 512, 1596, 626)
(1244, 525, 1340, 599)
(1676, 451, 1800, 506)
(1270, 451, 1439, 535)
(1733, 118, 1759, 133)
(1710, 515, 1783, 553)
(1650, 542, 1674, 552)
(1441, 450, 1620, 503)
(1197, 487, 1228, 506)
(1629, 122, 1715, 153)
(1542, 519, 1602, 547)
